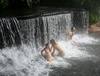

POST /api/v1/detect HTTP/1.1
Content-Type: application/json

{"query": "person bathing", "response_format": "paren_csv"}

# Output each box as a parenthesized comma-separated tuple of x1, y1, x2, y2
(41, 42, 54, 63)
(50, 39, 64, 57)
(68, 26, 76, 40)
(41, 39, 64, 63)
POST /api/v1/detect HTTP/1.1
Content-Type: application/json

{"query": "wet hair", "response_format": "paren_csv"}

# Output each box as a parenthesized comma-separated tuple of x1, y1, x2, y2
(50, 39, 56, 45)
(71, 27, 76, 32)
(45, 43, 50, 48)
(88, 25, 91, 28)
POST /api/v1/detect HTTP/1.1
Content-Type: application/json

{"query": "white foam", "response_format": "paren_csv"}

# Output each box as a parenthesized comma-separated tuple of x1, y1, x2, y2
(51, 57, 71, 68)
(58, 41, 92, 58)
(50, 40, 95, 68)
(0, 44, 50, 76)
(0, 34, 98, 75)
(72, 34, 98, 44)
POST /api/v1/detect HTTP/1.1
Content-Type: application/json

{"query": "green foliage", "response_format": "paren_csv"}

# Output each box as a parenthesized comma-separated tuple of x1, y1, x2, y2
(0, 0, 8, 8)
(64, 0, 100, 24)
(41, 0, 100, 24)
(89, 8, 100, 24)
(79, 0, 100, 24)
(0, 0, 39, 9)
(81, 0, 100, 24)
(0, 0, 100, 24)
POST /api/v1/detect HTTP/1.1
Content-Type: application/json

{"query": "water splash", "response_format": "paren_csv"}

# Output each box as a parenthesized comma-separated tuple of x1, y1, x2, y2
(0, 17, 21, 48)
(50, 35, 97, 68)
(72, 34, 98, 44)
(58, 40, 92, 58)
(0, 35, 96, 75)
(0, 44, 50, 76)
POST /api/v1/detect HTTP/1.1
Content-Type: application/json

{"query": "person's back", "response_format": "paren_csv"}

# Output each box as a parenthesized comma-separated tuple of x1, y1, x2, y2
(41, 43, 54, 63)
(50, 39, 64, 57)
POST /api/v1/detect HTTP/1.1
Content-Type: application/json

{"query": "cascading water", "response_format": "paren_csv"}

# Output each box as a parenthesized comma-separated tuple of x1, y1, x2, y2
(0, 10, 99, 76)
(73, 10, 89, 33)
(0, 13, 72, 76)
(42, 13, 72, 41)
(18, 12, 72, 47)
(0, 17, 21, 48)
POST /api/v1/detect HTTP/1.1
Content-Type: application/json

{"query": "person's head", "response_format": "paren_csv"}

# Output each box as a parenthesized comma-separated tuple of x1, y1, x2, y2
(50, 39, 56, 45)
(45, 43, 49, 48)
(71, 27, 76, 32)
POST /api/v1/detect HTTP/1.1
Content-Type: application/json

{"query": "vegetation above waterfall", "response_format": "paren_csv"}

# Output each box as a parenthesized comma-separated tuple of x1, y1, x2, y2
(0, 0, 100, 24)
(0, 0, 8, 8)
(0, 0, 40, 9)
(41, 0, 100, 24)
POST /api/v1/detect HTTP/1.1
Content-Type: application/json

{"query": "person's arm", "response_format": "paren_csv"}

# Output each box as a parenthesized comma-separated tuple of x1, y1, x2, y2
(41, 49, 45, 56)
(51, 46, 55, 56)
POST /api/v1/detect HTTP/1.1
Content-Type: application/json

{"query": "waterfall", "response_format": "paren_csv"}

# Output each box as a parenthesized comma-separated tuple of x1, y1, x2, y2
(0, 10, 89, 76)
(73, 10, 89, 33)
(0, 17, 21, 48)
(0, 10, 89, 49)
(18, 13, 72, 47)
(42, 13, 72, 42)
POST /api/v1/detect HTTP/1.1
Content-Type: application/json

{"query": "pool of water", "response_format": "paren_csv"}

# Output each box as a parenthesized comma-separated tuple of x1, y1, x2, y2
(0, 33, 100, 76)
(49, 33, 100, 76)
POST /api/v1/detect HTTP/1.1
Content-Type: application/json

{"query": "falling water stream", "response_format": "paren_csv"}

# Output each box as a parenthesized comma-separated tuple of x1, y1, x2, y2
(0, 11, 100, 76)
(0, 18, 21, 48)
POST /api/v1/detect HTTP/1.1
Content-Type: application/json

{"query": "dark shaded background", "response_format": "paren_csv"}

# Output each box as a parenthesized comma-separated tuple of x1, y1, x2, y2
(0, 0, 100, 24)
